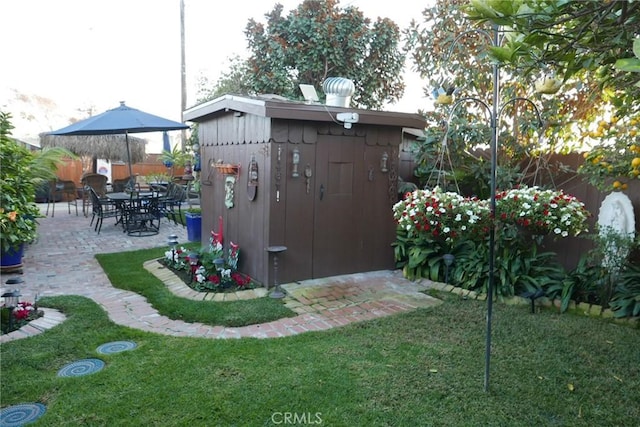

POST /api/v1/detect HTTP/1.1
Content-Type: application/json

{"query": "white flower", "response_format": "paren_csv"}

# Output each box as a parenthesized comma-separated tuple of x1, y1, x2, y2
(554, 227, 562, 234)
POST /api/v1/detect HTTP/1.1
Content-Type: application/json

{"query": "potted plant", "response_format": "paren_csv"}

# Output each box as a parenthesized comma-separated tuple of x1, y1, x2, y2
(1, 111, 75, 271)
(1, 113, 41, 270)
(160, 145, 190, 179)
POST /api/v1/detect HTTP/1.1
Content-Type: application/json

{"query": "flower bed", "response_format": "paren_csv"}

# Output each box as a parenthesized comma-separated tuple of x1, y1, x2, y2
(1, 301, 44, 334)
(161, 231, 260, 293)
(392, 185, 592, 295)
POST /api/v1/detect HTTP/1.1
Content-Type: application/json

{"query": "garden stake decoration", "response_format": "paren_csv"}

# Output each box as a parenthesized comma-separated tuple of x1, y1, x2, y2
(167, 234, 179, 263)
(2, 288, 21, 332)
(521, 289, 545, 314)
(266, 246, 287, 298)
(443, 254, 455, 284)
(437, 24, 544, 392)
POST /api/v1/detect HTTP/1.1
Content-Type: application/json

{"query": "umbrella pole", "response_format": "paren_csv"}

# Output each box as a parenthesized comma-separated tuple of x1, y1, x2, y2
(125, 132, 134, 185)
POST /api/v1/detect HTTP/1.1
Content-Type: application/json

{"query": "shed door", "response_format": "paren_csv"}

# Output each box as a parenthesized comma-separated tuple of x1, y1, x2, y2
(313, 135, 364, 278)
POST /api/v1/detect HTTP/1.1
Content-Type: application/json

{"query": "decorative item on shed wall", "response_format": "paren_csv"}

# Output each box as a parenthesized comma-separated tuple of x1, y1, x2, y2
(247, 154, 259, 201)
(225, 176, 236, 209)
(291, 148, 301, 178)
(275, 145, 282, 202)
(304, 164, 313, 194)
(380, 151, 389, 173)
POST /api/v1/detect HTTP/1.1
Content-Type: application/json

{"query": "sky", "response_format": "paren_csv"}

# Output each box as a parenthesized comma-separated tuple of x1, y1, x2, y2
(1, 0, 433, 151)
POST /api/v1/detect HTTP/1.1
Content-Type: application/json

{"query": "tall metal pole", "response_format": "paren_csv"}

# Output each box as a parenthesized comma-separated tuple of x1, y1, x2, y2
(484, 23, 500, 393)
(180, 0, 187, 149)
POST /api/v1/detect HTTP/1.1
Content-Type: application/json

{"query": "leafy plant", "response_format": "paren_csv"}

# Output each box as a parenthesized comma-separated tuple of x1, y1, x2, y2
(1, 112, 40, 253)
(1, 112, 77, 254)
(452, 240, 566, 298)
(160, 145, 190, 178)
(547, 229, 639, 311)
(609, 264, 640, 318)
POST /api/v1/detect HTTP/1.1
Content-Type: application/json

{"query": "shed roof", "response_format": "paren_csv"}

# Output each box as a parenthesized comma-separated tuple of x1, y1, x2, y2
(183, 94, 427, 130)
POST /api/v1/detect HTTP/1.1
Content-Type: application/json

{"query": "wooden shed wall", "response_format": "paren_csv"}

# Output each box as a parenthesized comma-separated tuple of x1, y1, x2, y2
(198, 113, 407, 286)
(198, 114, 273, 285)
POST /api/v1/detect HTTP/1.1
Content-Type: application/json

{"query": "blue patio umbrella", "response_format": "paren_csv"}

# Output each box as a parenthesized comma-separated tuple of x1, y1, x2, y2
(162, 131, 173, 168)
(48, 101, 188, 179)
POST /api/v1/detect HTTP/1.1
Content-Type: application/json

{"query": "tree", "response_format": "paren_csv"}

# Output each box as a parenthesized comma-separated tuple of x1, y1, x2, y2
(244, 0, 406, 109)
(405, 0, 639, 195)
(195, 55, 254, 104)
(464, 0, 640, 191)
(466, 0, 640, 116)
(406, 0, 555, 196)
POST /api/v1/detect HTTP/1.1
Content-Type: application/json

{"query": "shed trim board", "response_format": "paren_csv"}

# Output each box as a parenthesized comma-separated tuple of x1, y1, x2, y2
(186, 95, 426, 286)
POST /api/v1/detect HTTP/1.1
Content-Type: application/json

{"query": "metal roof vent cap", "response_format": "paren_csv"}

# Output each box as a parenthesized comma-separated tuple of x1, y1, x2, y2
(322, 77, 355, 107)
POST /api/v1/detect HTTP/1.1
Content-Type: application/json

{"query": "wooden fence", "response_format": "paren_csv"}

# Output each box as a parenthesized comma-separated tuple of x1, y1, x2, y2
(54, 154, 184, 184)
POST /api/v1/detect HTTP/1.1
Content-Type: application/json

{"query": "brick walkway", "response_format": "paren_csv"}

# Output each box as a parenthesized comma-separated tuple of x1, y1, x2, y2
(1, 203, 440, 342)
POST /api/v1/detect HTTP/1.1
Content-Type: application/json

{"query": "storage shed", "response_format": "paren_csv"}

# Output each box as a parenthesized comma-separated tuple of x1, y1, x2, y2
(183, 94, 426, 286)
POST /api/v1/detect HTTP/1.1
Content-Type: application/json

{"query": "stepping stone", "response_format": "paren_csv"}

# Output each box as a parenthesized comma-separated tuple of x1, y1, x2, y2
(96, 341, 137, 354)
(57, 358, 105, 377)
(0, 402, 46, 426)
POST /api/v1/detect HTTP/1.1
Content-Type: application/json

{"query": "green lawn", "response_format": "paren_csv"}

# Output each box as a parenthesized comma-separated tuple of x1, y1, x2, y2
(1, 285, 639, 426)
(95, 246, 296, 327)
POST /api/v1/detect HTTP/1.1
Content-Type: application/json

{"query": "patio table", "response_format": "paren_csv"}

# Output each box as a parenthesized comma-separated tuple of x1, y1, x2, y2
(106, 192, 161, 235)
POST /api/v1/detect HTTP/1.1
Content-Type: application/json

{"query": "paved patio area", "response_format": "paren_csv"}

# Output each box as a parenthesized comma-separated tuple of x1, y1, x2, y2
(1, 202, 440, 341)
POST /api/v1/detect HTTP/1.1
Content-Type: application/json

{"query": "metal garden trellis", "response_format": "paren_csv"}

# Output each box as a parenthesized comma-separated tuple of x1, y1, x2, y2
(437, 24, 544, 392)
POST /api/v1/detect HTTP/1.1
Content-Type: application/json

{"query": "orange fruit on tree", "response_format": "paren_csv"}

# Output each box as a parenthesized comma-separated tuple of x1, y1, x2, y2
(621, 183, 628, 190)
(613, 180, 622, 189)
(632, 157, 640, 168)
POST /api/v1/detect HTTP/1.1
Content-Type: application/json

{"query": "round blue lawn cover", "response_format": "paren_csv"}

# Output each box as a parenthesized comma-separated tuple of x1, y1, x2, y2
(57, 358, 105, 377)
(96, 341, 137, 354)
(0, 403, 46, 426)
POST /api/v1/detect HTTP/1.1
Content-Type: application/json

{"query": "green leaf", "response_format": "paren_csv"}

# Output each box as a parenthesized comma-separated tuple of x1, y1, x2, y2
(614, 58, 640, 73)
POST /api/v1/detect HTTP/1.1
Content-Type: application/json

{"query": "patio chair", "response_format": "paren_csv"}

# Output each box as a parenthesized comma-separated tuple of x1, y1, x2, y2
(123, 194, 162, 237)
(88, 187, 119, 234)
(158, 182, 186, 226)
(45, 179, 79, 217)
(112, 176, 138, 193)
(81, 173, 108, 216)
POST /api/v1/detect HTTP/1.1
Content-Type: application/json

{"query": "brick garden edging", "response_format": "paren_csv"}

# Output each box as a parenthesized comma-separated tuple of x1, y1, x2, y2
(0, 308, 67, 343)
(143, 259, 268, 301)
(422, 280, 639, 327)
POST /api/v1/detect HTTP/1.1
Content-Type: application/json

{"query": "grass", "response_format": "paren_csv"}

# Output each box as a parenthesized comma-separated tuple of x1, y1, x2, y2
(95, 246, 296, 327)
(1, 287, 639, 425)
